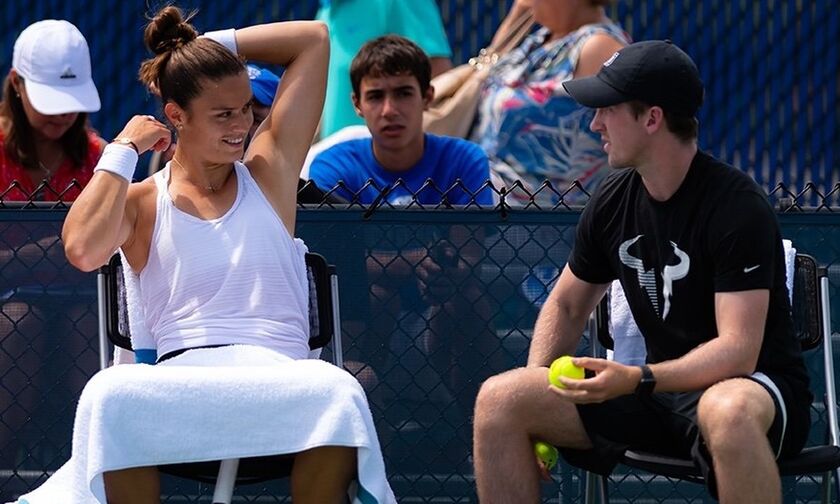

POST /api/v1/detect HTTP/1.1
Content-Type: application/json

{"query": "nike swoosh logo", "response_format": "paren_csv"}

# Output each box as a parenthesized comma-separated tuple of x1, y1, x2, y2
(743, 265, 760, 273)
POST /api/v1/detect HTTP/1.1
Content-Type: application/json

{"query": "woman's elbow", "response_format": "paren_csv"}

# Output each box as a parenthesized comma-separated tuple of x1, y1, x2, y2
(308, 21, 330, 55)
(311, 21, 329, 42)
(63, 237, 108, 272)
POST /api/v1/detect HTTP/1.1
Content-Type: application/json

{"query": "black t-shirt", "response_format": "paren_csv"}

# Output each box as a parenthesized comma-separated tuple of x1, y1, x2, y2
(569, 151, 809, 393)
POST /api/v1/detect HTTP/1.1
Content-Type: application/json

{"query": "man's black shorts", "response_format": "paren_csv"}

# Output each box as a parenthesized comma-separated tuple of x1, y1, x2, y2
(559, 372, 811, 496)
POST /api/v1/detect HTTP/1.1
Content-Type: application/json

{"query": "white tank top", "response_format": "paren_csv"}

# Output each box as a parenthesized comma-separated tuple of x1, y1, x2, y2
(137, 161, 310, 360)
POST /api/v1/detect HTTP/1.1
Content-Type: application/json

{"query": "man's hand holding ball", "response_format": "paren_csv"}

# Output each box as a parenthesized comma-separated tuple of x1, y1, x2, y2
(548, 355, 585, 388)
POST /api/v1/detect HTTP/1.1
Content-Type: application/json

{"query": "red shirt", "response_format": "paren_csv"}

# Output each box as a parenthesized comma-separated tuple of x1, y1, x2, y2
(0, 130, 103, 202)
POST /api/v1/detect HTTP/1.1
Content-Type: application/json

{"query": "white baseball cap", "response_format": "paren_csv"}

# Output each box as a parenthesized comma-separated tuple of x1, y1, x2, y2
(12, 20, 101, 115)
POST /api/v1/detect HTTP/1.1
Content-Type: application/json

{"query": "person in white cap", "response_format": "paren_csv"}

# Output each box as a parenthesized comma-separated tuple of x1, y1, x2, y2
(0, 19, 105, 202)
(0, 20, 106, 474)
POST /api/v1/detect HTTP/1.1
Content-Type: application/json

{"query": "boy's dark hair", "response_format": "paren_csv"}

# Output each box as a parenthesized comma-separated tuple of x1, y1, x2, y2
(350, 35, 432, 97)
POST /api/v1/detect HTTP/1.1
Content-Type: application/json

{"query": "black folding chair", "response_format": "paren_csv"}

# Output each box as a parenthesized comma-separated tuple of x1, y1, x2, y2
(586, 253, 840, 503)
(95, 252, 343, 504)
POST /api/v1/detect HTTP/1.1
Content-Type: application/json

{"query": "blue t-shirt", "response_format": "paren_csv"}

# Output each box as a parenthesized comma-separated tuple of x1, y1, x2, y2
(309, 133, 493, 205)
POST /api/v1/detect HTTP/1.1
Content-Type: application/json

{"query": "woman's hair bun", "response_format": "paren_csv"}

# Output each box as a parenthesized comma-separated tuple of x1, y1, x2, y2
(144, 6, 198, 55)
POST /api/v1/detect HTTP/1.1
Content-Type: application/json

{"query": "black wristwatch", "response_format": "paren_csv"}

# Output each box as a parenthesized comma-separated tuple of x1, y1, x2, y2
(635, 365, 656, 397)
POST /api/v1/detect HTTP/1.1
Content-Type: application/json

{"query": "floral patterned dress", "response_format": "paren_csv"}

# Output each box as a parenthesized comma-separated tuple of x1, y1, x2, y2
(471, 22, 630, 206)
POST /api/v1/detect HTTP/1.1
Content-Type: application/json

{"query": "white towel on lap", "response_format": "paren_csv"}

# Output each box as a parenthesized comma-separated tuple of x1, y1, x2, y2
(13, 345, 396, 504)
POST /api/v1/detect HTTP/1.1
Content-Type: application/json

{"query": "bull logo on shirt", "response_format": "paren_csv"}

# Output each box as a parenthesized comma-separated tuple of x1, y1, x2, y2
(618, 235, 690, 320)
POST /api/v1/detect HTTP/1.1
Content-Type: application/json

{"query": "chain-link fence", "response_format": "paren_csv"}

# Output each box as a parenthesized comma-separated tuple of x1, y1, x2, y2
(1, 181, 839, 502)
(0, 0, 837, 196)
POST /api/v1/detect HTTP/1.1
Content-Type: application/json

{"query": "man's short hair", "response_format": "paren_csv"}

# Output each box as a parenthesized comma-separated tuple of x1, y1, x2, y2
(350, 35, 432, 97)
(628, 100, 699, 142)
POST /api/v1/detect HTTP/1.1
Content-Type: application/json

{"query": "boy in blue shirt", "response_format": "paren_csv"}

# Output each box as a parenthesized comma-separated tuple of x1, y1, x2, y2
(309, 35, 492, 206)
(310, 36, 497, 443)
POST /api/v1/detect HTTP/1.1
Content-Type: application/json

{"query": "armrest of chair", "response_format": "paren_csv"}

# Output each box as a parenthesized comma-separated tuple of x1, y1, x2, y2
(594, 294, 613, 351)
(304, 252, 336, 351)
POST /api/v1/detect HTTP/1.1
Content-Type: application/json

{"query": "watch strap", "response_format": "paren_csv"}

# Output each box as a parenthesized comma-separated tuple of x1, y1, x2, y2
(635, 364, 656, 397)
(112, 137, 139, 154)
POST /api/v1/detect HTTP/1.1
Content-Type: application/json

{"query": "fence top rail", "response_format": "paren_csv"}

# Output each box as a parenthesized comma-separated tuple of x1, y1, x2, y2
(2, 180, 839, 214)
(4, 207, 840, 228)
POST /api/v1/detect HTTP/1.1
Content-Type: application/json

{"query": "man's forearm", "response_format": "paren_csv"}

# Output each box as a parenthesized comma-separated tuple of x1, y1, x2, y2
(650, 289, 767, 392)
(528, 266, 609, 367)
(527, 295, 589, 367)
(649, 337, 758, 393)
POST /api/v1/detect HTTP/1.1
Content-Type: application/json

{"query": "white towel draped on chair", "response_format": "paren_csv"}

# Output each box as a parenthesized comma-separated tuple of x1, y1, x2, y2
(608, 278, 647, 366)
(12, 345, 396, 504)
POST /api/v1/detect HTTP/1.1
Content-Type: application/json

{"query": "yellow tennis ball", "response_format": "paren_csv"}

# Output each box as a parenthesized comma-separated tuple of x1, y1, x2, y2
(534, 441, 558, 471)
(548, 355, 584, 388)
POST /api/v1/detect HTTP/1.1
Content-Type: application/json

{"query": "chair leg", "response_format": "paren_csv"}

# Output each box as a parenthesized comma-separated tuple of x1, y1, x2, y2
(583, 471, 595, 504)
(583, 471, 607, 504)
(601, 473, 609, 503)
(833, 467, 840, 504)
(818, 470, 828, 504)
(212, 458, 240, 504)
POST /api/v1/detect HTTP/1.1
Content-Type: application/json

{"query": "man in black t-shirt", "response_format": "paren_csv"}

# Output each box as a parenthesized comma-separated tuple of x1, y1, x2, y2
(472, 40, 811, 503)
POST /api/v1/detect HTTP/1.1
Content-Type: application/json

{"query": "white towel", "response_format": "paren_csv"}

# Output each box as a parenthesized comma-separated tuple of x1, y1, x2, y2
(783, 239, 796, 304)
(608, 280, 647, 365)
(13, 345, 396, 504)
(118, 248, 154, 357)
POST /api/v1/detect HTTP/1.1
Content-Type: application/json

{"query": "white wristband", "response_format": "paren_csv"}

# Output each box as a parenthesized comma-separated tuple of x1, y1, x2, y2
(94, 144, 138, 182)
(201, 28, 238, 55)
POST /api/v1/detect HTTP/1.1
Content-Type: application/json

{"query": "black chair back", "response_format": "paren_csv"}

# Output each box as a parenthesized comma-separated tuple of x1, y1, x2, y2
(792, 254, 822, 350)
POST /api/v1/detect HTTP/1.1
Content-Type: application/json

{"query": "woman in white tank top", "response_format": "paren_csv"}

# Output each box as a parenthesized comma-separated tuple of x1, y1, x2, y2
(60, 6, 367, 503)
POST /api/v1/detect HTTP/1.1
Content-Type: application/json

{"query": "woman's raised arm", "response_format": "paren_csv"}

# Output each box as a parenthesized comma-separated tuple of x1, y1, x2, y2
(62, 115, 170, 271)
(235, 21, 330, 228)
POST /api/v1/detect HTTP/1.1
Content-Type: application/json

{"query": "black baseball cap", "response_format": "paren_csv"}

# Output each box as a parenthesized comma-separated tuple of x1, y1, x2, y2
(562, 40, 704, 116)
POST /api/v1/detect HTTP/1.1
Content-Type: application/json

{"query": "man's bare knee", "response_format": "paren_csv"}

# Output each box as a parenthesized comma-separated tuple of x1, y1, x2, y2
(475, 372, 518, 425)
(698, 380, 774, 454)
(475, 368, 551, 428)
(474, 367, 587, 443)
